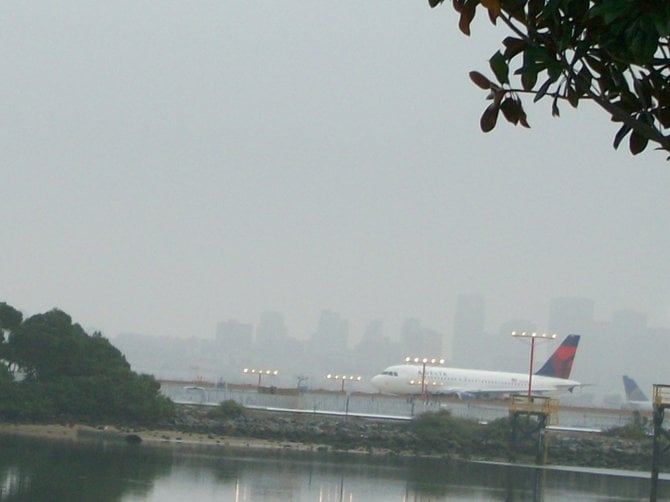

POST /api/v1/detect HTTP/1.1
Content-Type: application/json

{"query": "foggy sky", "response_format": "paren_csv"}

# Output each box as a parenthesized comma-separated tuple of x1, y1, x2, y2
(2, 2, 670, 352)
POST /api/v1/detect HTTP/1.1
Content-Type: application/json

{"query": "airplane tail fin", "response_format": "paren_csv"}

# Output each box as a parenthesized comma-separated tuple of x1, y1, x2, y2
(534, 334, 580, 379)
(623, 375, 648, 401)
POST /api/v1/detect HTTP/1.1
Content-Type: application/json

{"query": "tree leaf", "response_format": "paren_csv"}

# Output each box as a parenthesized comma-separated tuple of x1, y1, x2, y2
(518, 105, 530, 128)
(480, 104, 499, 132)
(502, 37, 526, 59)
(589, 0, 631, 25)
(500, 98, 520, 124)
(543, 0, 564, 19)
(529, 0, 545, 21)
(575, 66, 593, 96)
(458, 0, 477, 36)
(658, 107, 670, 128)
(503, 0, 527, 22)
(521, 70, 538, 91)
(552, 95, 560, 117)
(480, 0, 501, 19)
(547, 61, 562, 82)
(613, 123, 631, 150)
(584, 55, 607, 77)
(633, 78, 651, 108)
(629, 129, 649, 155)
(452, 0, 466, 13)
(489, 51, 509, 85)
(567, 86, 580, 108)
(469, 71, 492, 89)
(534, 78, 554, 103)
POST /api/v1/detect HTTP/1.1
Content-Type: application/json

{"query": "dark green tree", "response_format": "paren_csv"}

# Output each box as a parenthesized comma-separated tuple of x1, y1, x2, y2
(0, 305, 174, 423)
(8, 309, 130, 381)
(0, 302, 23, 335)
(429, 0, 670, 156)
(0, 302, 23, 383)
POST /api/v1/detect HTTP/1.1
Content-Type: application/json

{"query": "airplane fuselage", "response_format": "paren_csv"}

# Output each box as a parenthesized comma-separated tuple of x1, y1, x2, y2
(370, 364, 581, 398)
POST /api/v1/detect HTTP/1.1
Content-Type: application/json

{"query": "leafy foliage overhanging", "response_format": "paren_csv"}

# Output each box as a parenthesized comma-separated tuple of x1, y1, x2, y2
(429, 0, 670, 156)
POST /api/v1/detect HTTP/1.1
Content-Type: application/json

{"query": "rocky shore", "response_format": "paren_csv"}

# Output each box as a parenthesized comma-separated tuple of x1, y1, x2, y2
(170, 405, 656, 469)
(0, 404, 658, 472)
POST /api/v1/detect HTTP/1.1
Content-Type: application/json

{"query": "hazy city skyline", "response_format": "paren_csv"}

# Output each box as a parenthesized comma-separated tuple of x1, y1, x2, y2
(109, 294, 665, 348)
(3, 3, 670, 375)
(110, 293, 668, 406)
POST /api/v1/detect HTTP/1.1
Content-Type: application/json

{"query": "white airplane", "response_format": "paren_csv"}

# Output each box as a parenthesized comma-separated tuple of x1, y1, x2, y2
(622, 375, 652, 411)
(370, 334, 581, 398)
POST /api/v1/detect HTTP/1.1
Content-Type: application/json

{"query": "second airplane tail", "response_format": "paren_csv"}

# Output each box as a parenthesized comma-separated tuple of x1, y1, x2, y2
(534, 334, 580, 379)
(623, 375, 648, 402)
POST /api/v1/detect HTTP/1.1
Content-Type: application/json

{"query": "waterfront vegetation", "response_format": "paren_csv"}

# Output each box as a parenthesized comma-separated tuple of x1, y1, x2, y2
(0, 303, 174, 424)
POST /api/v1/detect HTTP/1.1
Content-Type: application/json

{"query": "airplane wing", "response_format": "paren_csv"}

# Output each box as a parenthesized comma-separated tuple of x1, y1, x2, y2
(428, 382, 581, 398)
(428, 384, 522, 398)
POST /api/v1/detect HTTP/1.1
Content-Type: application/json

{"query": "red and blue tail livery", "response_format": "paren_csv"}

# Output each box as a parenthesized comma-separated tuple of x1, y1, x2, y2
(535, 334, 580, 379)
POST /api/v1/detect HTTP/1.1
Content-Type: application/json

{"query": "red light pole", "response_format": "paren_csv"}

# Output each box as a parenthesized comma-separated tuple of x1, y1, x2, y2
(511, 331, 556, 398)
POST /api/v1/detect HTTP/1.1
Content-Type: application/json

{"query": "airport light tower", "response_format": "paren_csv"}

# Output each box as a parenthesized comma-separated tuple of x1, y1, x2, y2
(405, 356, 445, 399)
(326, 374, 362, 392)
(243, 368, 279, 389)
(511, 331, 557, 398)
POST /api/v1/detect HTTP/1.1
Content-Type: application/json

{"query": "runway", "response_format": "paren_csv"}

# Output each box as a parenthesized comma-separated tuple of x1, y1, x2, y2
(160, 380, 644, 431)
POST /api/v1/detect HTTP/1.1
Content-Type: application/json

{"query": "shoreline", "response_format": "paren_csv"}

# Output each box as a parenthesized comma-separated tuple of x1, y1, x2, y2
(0, 419, 656, 472)
(0, 422, 392, 457)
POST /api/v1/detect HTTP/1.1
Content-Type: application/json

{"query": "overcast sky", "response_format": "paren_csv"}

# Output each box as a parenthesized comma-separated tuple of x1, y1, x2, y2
(2, 2, 669, 346)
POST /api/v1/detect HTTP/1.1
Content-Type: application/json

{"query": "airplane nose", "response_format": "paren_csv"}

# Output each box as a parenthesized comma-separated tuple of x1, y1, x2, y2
(370, 375, 383, 390)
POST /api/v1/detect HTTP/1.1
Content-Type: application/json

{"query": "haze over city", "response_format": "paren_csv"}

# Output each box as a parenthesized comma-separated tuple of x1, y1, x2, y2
(2, 3, 670, 401)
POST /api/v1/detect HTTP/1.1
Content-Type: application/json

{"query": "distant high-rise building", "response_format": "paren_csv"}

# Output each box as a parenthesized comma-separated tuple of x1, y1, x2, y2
(353, 320, 399, 375)
(256, 311, 288, 348)
(311, 310, 348, 351)
(357, 320, 384, 349)
(611, 309, 647, 332)
(215, 319, 253, 351)
(400, 318, 442, 357)
(452, 294, 486, 366)
(548, 297, 595, 335)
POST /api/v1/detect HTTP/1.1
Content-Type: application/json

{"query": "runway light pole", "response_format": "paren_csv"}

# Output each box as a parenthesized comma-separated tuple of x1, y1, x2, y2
(511, 331, 557, 398)
(243, 368, 279, 388)
(326, 374, 362, 392)
(405, 356, 445, 399)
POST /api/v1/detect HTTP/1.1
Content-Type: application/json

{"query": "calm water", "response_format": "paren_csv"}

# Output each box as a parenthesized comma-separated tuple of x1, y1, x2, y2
(0, 434, 668, 501)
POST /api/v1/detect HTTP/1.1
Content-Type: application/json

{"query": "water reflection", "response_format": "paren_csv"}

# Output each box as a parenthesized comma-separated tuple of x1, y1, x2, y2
(0, 434, 172, 501)
(0, 434, 668, 501)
